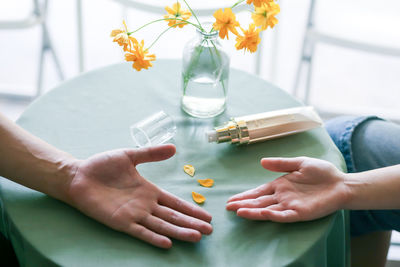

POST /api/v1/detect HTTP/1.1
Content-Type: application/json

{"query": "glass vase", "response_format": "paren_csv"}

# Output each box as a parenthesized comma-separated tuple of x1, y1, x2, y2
(181, 23, 230, 118)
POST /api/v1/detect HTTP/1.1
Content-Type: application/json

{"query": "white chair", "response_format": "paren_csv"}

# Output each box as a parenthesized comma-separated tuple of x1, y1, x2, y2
(0, 0, 64, 100)
(293, 0, 400, 105)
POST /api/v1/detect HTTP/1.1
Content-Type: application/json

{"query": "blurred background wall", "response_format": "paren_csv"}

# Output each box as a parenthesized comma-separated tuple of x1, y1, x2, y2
(1, 0, 399, 120)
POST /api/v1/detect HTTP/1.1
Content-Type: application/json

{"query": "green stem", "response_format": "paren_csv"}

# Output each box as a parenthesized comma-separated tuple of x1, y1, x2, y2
(231, 0, 246, 9)
(147, 22, 187, 50)
(127, 18, 201, 35)
(183, 39, 206, 93)
(207, 45, 218, 71)
(181, 0, 203, 31)
(183, 39, 227, 96)
(210, 41, 227, 95)
(127, 19, 164, 35)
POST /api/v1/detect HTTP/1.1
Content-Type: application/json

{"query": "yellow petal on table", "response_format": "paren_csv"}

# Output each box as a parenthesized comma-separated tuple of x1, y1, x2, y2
(183, 164, 195, 177)
(192, 191, 206, 204)
(197, 179, 214, 188)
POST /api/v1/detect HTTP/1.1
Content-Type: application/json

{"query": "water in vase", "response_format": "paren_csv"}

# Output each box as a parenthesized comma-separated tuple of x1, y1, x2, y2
(182, 72, 228, 118)
(181, 24, 230, 118)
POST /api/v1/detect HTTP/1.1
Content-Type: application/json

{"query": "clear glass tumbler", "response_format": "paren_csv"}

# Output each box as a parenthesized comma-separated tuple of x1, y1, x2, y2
(130, 111, 177, 147)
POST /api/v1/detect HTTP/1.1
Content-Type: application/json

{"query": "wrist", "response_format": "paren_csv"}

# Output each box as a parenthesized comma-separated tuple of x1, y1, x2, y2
(340, 173, 360, 210)
(52, 156, 81, 205)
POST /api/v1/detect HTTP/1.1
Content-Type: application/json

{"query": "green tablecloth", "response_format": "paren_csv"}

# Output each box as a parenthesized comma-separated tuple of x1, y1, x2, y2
(0, 59, 349, 266)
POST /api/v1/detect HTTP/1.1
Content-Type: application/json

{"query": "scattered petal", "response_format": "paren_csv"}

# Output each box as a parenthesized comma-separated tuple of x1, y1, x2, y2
(183, 164, 195, 177)
(197, 179, 214, 188)
(192, 191, 206, 204)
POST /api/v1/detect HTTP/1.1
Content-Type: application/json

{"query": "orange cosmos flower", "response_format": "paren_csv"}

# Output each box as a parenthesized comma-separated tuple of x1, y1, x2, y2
(110, 20, 137, 51)
(235, 24, 261, 53)
(125, 40, 156, 71)
(246, 0, 274, 8)
(212, 8, 240, 40)
(252, 2, 280, 30)
(164, 2, 191, 28)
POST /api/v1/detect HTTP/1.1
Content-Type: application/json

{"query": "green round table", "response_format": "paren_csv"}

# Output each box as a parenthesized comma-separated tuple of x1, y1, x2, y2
(0, 60, 349, 266)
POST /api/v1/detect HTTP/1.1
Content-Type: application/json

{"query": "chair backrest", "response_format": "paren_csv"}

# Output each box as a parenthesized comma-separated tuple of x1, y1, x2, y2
(0, 0, 45, 29)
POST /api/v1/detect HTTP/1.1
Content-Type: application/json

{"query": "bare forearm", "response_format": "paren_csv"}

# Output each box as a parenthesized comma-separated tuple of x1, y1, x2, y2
(343, 164, 400, 210)
(0, 113, 76, 203)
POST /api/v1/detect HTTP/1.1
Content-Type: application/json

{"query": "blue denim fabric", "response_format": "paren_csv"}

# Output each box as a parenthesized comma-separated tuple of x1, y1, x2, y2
(326, 116, 400, 236)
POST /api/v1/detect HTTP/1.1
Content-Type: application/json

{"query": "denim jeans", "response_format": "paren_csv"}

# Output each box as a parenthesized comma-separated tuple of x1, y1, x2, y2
(326, 116, 400, 236)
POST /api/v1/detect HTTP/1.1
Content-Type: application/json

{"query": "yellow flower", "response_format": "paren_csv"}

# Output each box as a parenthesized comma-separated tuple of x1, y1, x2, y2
(252, 2, 280, 30)
(164, 2, 191, 28)
(246, 0, 274, 8)
(110, 20, 137, 51)
(212, 8, 240, 40)
(125, 40, 156, 71)
(235, 24, 261, 53)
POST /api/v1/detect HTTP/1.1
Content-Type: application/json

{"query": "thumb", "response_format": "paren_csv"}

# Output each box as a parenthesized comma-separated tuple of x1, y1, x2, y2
(260, 157, 305, 173)
(126, 144, 176, 166)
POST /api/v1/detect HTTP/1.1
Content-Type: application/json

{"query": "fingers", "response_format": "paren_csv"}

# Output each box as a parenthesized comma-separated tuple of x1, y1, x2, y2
(226, 195, 277, 211)
(227, 183, 273, 203)
(159, 190, 212, 223)
(260, 157, 305, 173)
(153, 205, 212, 235)
(236, 207, 299, 222)
(126, 144, 176, 166)
(143, 215, 202, 243)
(127, 223, 172, 249)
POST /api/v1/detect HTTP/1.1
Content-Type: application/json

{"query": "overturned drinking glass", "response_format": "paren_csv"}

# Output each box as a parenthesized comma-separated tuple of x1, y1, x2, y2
(130, 111, 177, 148)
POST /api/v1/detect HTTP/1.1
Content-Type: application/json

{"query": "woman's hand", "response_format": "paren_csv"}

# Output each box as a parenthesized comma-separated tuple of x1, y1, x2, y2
(67, 144, 212, 249)
(226, 157, 349, 222)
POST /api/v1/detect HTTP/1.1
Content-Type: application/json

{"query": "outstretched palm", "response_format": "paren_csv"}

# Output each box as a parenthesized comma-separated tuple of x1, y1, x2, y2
(226, 157, 348, 222)
(68, 144, 212, 248)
